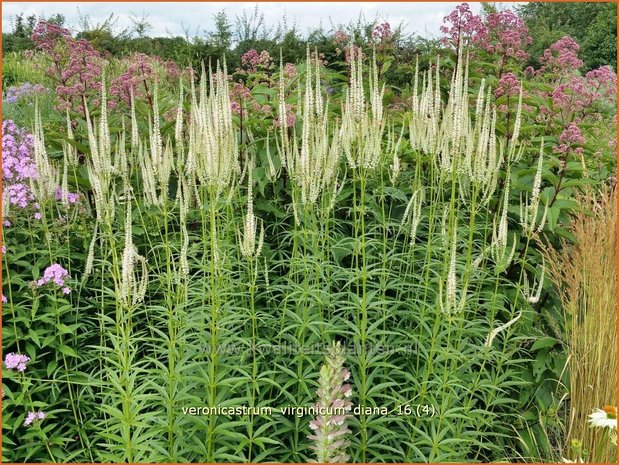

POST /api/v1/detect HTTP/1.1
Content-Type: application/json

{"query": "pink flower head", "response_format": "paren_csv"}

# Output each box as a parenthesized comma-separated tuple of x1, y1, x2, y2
(31, 21, 71, 51)
(55, 187, 80, 205)
(560, 123, 585, 146)
(481, 10, 531, 60)
(274, 103, 296, 128)
(24, 411, 46, 427)
(554, 123, 586, 155)
(308, 342, 352, 462)
(372, 22, 392, 40)
(110, 53, 180, 107)
(32, 21, 105, 113)
(494, 72, 520, 98)
(4, 352, 30, 372)
(240, 49, 272, 73)
(333, 30, 350, 47)
(539, 36, 583, 74)
(283, 63, 298, 79)
(440, 3, 486, 49)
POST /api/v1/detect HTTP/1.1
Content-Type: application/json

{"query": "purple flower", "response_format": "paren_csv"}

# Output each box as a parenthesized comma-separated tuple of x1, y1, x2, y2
(4, 352, 30, 372)
(2, 82, 47, 105)
(6, 183, 35, 209)
(24, 411, 46, 427)
(1, 293, 7, 303)
(36, 263, 71, 290)
(2, 120, 38, 183)
(55, 187, 80, 205)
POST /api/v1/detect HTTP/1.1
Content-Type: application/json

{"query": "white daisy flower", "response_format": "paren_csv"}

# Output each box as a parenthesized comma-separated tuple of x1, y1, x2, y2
(588, 406, 618, 430)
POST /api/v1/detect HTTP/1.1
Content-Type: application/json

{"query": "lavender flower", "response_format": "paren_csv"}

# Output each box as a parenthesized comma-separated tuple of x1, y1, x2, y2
(24, 411, 46, 427)
(308, 342, 353, 463)
(2, 83, 47, 105)
(55, 187, 79, 204)
(36, 263, 71, 290)
(2, 120, 37, 182)
(4, 352, 30, 372)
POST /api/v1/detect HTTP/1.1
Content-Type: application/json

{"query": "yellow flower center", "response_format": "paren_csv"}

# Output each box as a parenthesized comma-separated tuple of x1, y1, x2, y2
(603, 405, 617, 419)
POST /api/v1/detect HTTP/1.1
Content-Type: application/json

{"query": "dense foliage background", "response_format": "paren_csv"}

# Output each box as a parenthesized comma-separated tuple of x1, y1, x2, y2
(2, 2, 617, 463)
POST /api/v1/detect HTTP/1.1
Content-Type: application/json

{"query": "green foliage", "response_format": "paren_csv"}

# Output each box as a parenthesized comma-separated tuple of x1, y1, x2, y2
(517, 2, 617, 71)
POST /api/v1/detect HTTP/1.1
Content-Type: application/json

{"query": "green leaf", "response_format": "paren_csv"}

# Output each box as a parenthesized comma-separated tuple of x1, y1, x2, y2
(531, 337, 558, 351)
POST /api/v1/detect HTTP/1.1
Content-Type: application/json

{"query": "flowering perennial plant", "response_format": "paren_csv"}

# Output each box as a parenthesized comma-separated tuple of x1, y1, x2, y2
(186, 62, 240, 198)
(308, 342, 353, 463)
(32, 21, 104, 114)
(340, 46, 385, 170)
(278, 49, 342, 212)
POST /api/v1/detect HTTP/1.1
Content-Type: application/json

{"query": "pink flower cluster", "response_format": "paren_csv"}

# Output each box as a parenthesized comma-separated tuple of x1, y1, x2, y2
(110, 53, 181, 107)
(239, 49, 273, 73)
(554, 123, 585, 155)
(440, 4, 531, 60)
(372, 22, 393, 40)
(440, 3, 486, 49)
(31, 21, 71, 55)
(585, 65, 617, 101)
(6, 184, 36, 209)
(482, 10, 531, 60)
(24, 411, 46, 427)
(36, 264, 71, 294)
(494, 72, 520, 98)
(308, 342, 352, 463)
(550, 66, 617, 121)
(32, 21, 104, 114)
(283, 63, 298, 79)
(4, 352, 30, 372)
(333, 30, 349, 47)
(539, 36, 583, 74)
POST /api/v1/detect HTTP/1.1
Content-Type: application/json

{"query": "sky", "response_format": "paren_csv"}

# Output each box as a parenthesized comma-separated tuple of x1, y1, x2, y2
(1, 2, 484, 39)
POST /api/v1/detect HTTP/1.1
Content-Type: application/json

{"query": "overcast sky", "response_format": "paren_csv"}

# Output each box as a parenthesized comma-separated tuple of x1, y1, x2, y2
(2, 2, 485, 39)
